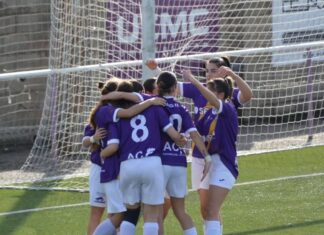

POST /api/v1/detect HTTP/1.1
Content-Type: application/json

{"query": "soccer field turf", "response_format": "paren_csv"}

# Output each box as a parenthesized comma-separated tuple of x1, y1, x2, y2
(0, 146, 323, 235)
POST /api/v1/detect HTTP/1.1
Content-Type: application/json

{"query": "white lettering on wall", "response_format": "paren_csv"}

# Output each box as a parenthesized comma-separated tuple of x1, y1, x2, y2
(116, 9, 210, 43)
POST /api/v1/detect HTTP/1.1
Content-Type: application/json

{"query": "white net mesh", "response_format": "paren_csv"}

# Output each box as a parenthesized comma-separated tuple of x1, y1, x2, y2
(1, 0, 324, 190)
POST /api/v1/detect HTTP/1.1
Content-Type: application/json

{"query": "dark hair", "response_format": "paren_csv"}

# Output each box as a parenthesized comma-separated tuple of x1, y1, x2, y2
(129, 79, 144, 93)
(89, 78, 120, 129)
(157, 71, 177, 96)
(113, 80, 135, 109)
(118, 80, 133, 93)
(143, 77, 157, 94)
(207, 77, 234, 100)
(208, 56, 231, 68)
(100, 78, 120, 95)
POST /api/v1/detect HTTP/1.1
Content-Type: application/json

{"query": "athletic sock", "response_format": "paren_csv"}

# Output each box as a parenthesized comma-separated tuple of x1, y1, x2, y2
(119, 221, 136, 235)
(143, 222, 158, 235)
(221, 223, 223, 235)
(184, 226, 198, 235)
(205, 220, 221, 235)
(93, 219, 116, 235)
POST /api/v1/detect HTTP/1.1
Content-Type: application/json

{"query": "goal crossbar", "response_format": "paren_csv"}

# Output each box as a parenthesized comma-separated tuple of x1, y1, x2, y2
(1, 40, 324, 81)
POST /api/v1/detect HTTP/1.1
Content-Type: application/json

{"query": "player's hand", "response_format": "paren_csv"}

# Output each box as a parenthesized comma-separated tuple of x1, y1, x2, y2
(201, 155, 212, 181)
(214, 66, 234, 79)
(145, 59, 158, 70)
(175, 135, 187, 148)
(182, 70, 195, 82)
(149, 97, 166, 106)
(94, 128, 106, 141)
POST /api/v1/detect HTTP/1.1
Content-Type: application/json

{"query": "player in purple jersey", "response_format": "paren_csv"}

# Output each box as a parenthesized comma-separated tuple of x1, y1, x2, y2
(85, 78, 121, 235)
(181, 57, 252, 230)
(101, 98, 186, 235)
(183, 70, 242, 235)
(90, 80, 166, 235)
(156, 72, 211, 235)
(146, 58, 252, 229)
(90, 79, 166, 131)
(82, 124, 107, 235)
(143, 77, 158, 95)
(93, 123, 125, 235)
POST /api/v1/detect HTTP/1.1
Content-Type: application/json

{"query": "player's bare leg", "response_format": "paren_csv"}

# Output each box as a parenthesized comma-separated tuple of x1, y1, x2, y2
(158, 197, 171, 235)
(205, 186, 229, 235)
(171, 197, 197, 235)
(143, 203, 161, 235)
(198, 188, 209, 220)
(87, 206, 105, 235)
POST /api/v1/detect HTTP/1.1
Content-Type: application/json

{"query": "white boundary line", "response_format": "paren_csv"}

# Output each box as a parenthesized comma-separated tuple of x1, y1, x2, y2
(188, 172, 324, 192)
(0, 202, 88, 217)
(1, 172, 323, 217)
(234, 172, 324, 186)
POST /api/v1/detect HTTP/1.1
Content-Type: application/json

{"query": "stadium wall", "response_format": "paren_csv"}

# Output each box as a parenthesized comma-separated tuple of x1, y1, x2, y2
(0, 0, 50, 147)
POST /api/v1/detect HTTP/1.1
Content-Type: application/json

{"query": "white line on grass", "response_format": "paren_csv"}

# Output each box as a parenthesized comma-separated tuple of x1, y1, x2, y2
(0, 202, 88, 216)
(187, 172, 324, 192)
(1, 172, 323, 217)
(234, 172, 324, 187)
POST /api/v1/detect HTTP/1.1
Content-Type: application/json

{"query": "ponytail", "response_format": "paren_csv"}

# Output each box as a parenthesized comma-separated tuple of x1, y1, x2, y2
(224, 77, 234, 99)
(207, 77, 234, 100)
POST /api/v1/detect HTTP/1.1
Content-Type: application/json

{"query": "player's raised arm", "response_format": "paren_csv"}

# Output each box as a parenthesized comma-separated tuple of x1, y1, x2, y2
(145, 59, 162, 76)
(215, 65, 253, 104)
(116, 97, 166, 118)
(183, 70, 221, 109)
(101, 91, 142, 103)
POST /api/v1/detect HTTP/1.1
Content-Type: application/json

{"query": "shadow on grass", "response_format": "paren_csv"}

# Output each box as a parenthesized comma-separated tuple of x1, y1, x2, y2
(226, 219, 324, 235)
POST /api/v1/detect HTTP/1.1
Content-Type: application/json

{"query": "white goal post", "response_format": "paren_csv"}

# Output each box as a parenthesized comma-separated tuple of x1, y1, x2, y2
(0, 0, 324, 191)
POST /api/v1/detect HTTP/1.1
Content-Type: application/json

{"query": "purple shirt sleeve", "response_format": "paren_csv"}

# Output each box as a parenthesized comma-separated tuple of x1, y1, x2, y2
(179, 82, 200, 100)
(231, 88, 242, 109)
(83, 124, 94, 137)
(95, 104, 120, 128)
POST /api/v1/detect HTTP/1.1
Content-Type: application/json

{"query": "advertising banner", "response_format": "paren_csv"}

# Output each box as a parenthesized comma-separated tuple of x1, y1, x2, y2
(272, 0, 324, 65)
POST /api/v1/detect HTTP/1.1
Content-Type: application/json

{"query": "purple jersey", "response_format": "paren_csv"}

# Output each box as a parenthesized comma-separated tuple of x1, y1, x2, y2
(161, 96, 197, 167)
(94, 103, 120, 150)
(139, 93, 154, 101)
(114, 106, 172, 162)
(100, 123, 120, 183)
(180, 82, 241, 159)
(83, 124, 101, 166)
(198, 101, 239, 178)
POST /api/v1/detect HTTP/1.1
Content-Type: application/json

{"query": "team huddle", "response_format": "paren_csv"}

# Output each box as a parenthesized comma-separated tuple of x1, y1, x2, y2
(82, 57, 253, 235)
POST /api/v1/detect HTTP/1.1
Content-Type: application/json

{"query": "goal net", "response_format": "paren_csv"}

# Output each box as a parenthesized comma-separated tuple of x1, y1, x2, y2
(1, 0, 324, 191)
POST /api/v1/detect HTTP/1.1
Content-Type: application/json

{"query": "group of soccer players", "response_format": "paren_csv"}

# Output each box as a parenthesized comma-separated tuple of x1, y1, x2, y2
(82, 56, 253, 235)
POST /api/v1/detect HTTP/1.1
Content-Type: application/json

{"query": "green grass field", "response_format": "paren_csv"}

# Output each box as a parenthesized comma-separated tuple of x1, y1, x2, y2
(1, 146, 323, 235)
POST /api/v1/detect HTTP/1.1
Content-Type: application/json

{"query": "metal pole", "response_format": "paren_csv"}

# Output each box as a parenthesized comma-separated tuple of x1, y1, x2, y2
(141, 0, 156, 80)
(306, 48, 315, 144)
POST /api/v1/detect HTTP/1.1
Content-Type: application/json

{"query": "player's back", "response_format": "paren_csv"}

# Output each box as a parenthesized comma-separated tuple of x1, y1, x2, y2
(161, 96, 196, 167)
(117, 105, 172, 162)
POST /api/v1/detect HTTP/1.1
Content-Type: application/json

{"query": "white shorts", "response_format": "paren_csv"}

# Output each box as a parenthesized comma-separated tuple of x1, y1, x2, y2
(163, 165, 187, 198)
(209, 154, 236, 190)
(102, 180, 126, 214)
(191, 157, 210, 190)
(120, 157, 164, 206)
(89, 163, 106, 207)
